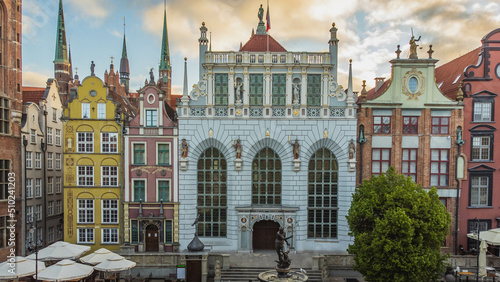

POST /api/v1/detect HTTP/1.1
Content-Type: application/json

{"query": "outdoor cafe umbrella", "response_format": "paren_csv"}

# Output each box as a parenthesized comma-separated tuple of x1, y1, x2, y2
(94, 254, 136, 272)
(467, 228, 500, 245)
(26, 241, 90, 261)
(479, 239, 488, 278)
(80, 248, 118, 265)
(0, 256, 45, 279)
(35, 259, 94, 282)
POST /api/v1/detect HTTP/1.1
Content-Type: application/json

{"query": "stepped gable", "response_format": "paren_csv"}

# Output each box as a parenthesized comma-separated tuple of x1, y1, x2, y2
(435, 46, 481, 100)
(240, 34, 287, 52)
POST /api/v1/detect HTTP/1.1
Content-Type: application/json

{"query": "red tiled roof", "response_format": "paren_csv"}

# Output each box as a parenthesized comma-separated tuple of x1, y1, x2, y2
(22, 86, 45, 104)
(363, 79, 391, 101)
(435, 47, 481, 100)
(170, 94, 182, 110)
(240, 34, 287, 52)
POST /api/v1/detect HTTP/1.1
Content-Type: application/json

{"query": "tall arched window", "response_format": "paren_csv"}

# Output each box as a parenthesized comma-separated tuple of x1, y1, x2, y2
(197, 147, 227, 237)
(252, 148, 281, 205)
(307, 148, 338, 238)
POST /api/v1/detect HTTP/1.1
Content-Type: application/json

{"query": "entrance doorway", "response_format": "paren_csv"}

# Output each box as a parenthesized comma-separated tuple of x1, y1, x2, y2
(252, 220, 280, 250)
(145, 224, 159, 252)
(186, 260, 202, 282)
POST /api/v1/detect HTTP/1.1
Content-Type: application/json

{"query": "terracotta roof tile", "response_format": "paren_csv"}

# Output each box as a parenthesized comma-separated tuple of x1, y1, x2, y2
(435, 47, 481, 100)
(240, 34, 287, 52)
(363, 80, 391, 101)
(22, 87, 45, 104)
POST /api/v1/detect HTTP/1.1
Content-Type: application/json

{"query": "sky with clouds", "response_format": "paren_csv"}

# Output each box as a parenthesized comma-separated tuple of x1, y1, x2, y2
(22, 0, 500, 94)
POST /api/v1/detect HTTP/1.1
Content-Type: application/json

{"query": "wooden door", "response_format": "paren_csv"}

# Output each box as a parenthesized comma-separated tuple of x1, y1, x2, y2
(145, 224, 159, 252)
(252, 220, 280, 250)
(186, 260, 202, 282)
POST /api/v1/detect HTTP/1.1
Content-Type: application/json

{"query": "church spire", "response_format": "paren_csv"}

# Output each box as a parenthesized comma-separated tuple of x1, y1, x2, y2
(159, 1, 171, 73)
(119, 17, 130, 94)
(54, 0, 68, 63)
(54, 0, 70, 97)
(68, 43, 73, 80)
(159, 0, 172, 101)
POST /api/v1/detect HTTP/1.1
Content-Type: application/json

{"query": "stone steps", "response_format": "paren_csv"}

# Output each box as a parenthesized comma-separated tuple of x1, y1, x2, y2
(220, 267, 322, 282)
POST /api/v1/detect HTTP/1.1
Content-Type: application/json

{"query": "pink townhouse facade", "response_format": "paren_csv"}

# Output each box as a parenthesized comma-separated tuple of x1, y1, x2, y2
(123, 80, 179, 253)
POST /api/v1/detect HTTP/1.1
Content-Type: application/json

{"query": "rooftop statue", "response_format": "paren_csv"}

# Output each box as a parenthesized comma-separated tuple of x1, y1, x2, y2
(258, 4, 264, 22)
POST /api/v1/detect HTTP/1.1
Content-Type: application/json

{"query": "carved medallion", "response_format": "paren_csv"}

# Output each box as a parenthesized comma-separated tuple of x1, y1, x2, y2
(402, 68, 425, 100)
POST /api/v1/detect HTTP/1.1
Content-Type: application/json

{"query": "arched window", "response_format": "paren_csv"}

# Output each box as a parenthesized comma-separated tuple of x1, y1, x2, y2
(252, 148, 281, 205)
(307, 148, 338, 238)
(197, 147, 227, 237)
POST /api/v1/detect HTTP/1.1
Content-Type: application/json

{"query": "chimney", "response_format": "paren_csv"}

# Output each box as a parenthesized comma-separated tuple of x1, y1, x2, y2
(375, 77, 385, 92)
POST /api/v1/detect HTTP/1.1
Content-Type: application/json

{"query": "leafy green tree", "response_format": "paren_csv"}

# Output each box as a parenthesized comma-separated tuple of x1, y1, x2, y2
(346, 167, 451, 282)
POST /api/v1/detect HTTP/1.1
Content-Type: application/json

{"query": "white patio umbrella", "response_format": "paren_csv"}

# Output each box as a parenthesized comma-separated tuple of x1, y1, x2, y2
(26, 241, 90, 261)
(80, 248, 119, 265)
(479, 239, 488, 278)
(94, 254, 136, 272)
(0, 256, 45, 279)
(467, 228, 500, 245)
(35, 259, 94, 282)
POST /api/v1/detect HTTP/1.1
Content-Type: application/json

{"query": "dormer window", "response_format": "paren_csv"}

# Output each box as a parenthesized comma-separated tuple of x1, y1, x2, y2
(145, 109, 158, 127)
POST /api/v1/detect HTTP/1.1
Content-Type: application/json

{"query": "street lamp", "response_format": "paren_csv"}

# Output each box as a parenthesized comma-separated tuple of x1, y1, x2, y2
(27, 214, 42, 281)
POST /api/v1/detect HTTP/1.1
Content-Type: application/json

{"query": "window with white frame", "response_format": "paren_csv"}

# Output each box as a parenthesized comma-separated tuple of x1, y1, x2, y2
(158, 180, 170, 202)
(26, 151, 32, 168)
(47, 177, 53, 194)
(55, 153, 61, 170)
(97, 103, 106, 119)
(56, 200, 62, 214)
(30, 129, 36, 144)
(26, 206, 34, 223)
(78, 199, 94, 223)
(372, 148, 391, 176)
(52, 108, 57, 122)
(101, 133, 118, 153)
(473, 102, 492, 122)
(55, 129, 61, 146)
(47, 127, 53, 144)
(78, 166, 94, 186)
(133, 180, 145, 202)
(77, 228, 94, 244)
(35, 152, 41, 168)
(157, 143, 170, 165)
(472, 136, 492, 161)
(47, 152, 53, 169)
(133, 143, 145, 164)
(35, 178, 42, 197)
(77, 132, 93, 153)
(102, 200, 118, 223)
(36, 205, 42, 221)
(102, 166, 118, 186)
(102, 228, 119, 244)
(48, 226, 55, 243)
(26, 179, 33, 198)
(82, 103, 90, 119)
(430, 149, 449, 187)
(48, 201, 54, 216)
(470, 175, 491, 207)
(145, 109, 158, 127)
(56, 177, 62, 193)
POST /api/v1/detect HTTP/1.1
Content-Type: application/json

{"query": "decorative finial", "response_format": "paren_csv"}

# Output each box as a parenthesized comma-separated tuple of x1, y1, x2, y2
(456, 81, 464, 102)
(332, 22, 335, 27)
(184, 57, 187, 61)
(395, 45, 401, 59)
(349, 59, 352, 63)
(202, 22, 205, 26)
(427, 45, 434, 59)
(361, 80, 367, 102)
(110, 56, 114, 64)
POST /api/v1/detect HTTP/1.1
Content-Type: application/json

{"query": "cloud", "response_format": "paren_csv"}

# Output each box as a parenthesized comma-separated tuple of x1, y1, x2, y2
(67, 0, 110, 25)
(23, 71, 51, 87)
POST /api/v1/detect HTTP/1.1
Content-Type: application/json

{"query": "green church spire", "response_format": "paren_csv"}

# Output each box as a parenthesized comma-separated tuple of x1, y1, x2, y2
(54, 0, 68, 63)
(120, 18, 130, 94)
(159, 3, 170, 71)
